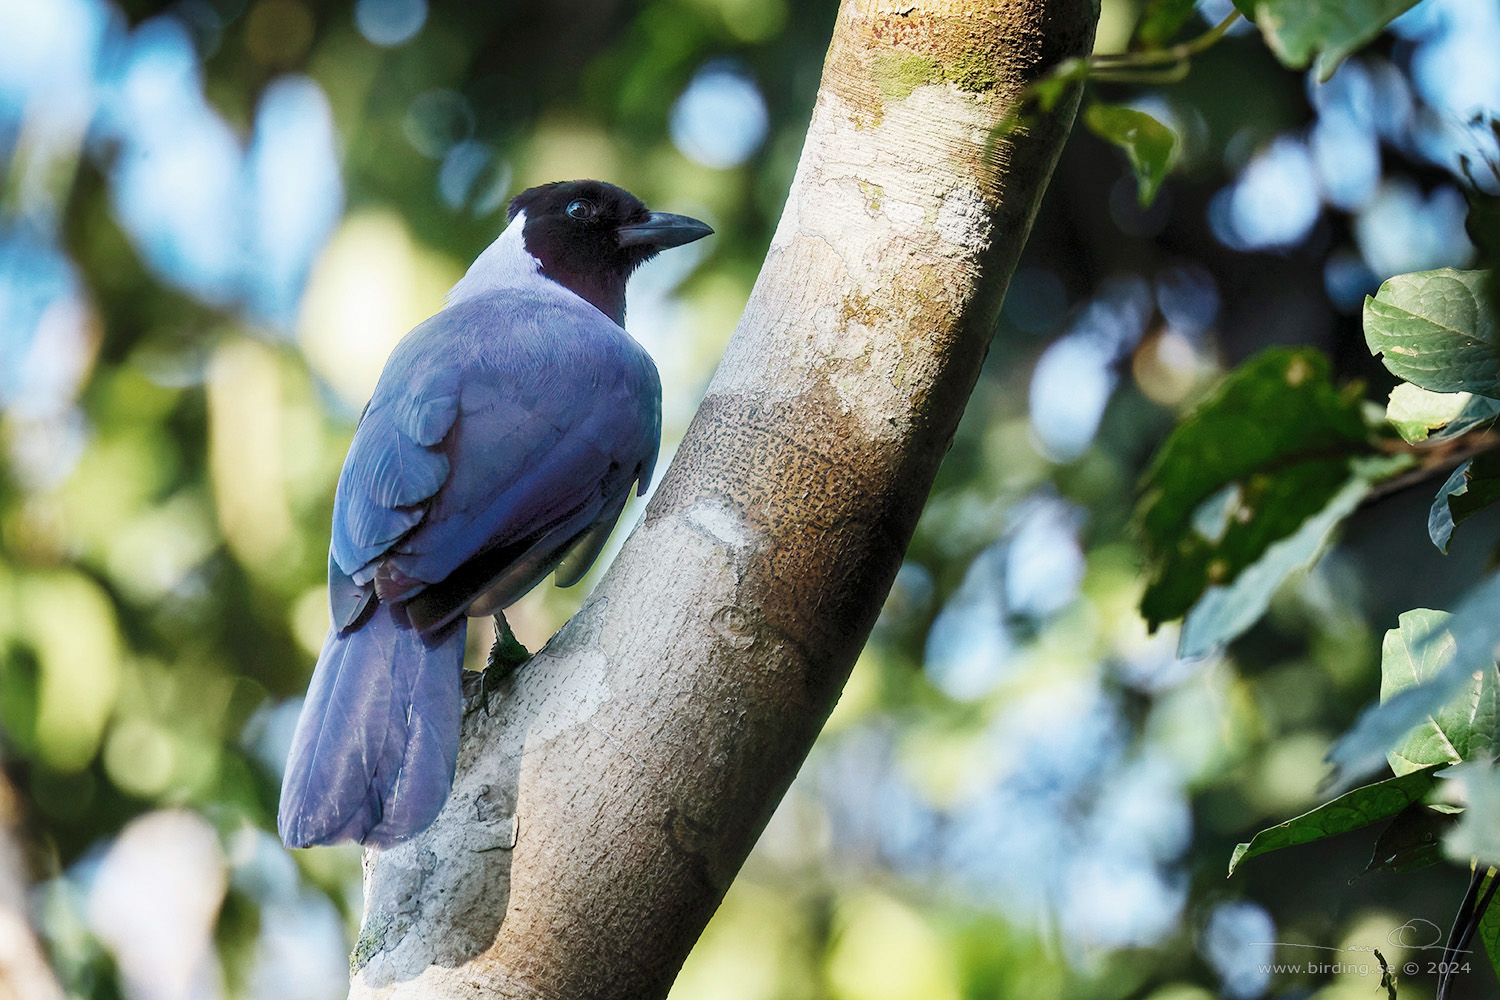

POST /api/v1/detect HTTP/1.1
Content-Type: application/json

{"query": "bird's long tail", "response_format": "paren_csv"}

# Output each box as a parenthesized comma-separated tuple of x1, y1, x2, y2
(278, 601, 466, 848)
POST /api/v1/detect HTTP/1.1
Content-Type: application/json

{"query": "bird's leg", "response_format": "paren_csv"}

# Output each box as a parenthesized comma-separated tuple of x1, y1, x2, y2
(480, 612, 531, 712)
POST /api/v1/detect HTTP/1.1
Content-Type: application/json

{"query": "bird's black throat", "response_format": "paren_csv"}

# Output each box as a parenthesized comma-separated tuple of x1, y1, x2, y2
(531, 253, 635, 326)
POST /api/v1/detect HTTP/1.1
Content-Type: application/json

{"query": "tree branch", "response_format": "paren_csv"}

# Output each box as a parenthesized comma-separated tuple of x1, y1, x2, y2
(351, 1, 1098, 996)
(0, 770, 64, 1000)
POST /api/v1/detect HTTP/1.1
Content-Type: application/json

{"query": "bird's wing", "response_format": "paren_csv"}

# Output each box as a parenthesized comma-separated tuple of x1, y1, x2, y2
(329, 310, 463, 579)
(386, 300, 661, 628)
(329, 294, 660, 631)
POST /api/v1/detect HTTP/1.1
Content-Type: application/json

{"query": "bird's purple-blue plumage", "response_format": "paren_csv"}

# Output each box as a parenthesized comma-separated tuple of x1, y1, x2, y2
(277, 180, 702, 849)
(278, 601, 465, 848)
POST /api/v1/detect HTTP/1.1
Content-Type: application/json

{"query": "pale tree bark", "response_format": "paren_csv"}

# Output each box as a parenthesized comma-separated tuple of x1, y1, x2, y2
(0, 772, 64, 1000)
(351, 0, 1097, 996)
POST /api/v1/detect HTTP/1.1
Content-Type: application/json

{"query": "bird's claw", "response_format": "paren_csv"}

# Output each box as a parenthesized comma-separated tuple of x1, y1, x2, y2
(476, 613, 530, 714)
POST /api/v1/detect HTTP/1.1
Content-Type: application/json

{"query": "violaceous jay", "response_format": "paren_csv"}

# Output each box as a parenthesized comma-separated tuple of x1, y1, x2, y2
(278, 180, 712, 849)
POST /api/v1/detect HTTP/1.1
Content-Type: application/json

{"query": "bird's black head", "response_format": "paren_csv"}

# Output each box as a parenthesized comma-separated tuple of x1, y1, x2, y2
(508, 180, 713, 325)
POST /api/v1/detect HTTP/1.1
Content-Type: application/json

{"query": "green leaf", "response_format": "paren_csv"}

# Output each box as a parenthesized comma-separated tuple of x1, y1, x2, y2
(1430, 451, 1500, 553)
(1178, 455, 1408, 657)
(1134, 0, 1201, 50)
(1138, 348, 1378, 632)
(1480, 874, 1500, 984)
(1360, 803, 1459, 875)
(1385, 383, 1500, 444)
(1365, 269, 1500, 399)
(1028, 58, 1088, 113)
(1246, 0, 1420, 82)
(1228, 765, 1444, 876)
(1380, 610, 1500, 774)
(1082, 103, 1179, 207)
(1331, 573, 1500, 783)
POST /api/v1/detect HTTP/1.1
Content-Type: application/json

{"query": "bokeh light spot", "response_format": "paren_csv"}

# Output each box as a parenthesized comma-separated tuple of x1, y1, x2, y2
(297, 210, 461, 408)
(522, 118, 623, 190)
(924, 541, 1013, 700)
(104, 717, 177, 798)
(1028, 278, 1151, 461)
(1201, 901, 1275, 1000)
(438, 141, 512, 215)
(404, 88, 474, 158)
(670, 60, 769, 169)
(247, 74, 345, 331)
(1355, 180, 1473, 278)
(88, 811, 228, 1000)
(1133, 328, 1213, 407)
(355, 0, 427, 47)
(207, 338, 295, 572)
(825, 892, 962, 1000)
(1212, 136, 1320, 251)
(19, 571, 122, 772)
(291, 586, 331, 657)
(1155, 264, 1219, 335)
(1004, 498, 1086, 619)
(1324, 248, 1378, 310)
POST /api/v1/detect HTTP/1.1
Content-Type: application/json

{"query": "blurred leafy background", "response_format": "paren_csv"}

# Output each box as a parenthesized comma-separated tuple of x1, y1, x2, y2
(2, 0, 1499, 998)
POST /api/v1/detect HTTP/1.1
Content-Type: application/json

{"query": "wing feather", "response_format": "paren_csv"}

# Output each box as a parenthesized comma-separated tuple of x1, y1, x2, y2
(328, 293, 660, 619)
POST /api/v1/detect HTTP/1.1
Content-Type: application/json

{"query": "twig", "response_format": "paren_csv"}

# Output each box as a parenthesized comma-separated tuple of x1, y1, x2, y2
(1092, 11, 1242, 66)
(1361, 431, 1499, 507)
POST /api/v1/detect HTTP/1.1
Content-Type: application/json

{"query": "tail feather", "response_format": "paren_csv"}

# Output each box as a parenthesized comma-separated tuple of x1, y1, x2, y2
(363, 613, 464, 847)
(278, 602, 466, 848)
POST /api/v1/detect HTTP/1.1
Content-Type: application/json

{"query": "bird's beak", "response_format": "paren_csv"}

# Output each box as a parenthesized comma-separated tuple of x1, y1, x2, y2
(616, 212, 714, 250)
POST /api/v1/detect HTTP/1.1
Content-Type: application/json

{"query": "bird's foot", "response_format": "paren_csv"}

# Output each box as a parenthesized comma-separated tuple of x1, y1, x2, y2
(479, 613, 531, 713)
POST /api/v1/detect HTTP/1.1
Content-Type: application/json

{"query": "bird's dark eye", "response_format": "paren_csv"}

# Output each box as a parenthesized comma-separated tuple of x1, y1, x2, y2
(566, 199, 596, 220)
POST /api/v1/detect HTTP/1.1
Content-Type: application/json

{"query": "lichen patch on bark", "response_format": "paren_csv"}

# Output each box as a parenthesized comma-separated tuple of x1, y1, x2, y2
(870, 49, 941, 101)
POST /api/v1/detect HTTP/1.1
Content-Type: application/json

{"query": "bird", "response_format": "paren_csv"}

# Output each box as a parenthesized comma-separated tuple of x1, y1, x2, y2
(278, 180, 713, 849)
